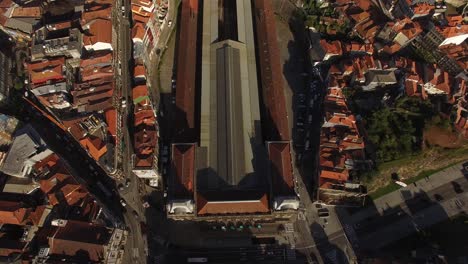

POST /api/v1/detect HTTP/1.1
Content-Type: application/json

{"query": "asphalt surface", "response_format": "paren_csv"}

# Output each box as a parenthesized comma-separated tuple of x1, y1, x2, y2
(113, 1, 149, 263)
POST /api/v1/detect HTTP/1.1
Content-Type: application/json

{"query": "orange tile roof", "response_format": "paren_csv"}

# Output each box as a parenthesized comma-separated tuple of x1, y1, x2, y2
(39, 172, 71, 194)
(80, 52, 112, 68)
(132, 22, 145, 40)
(27, 58, 65, 85)
(171, 144, 194, 198)
(134, 110, 155, 126)
(320, 146, 346, 169)
(11, 7, 41, 18)
(131, 0, 153, 9)
(83, 19, 112, 46)
(132, 84, 149, 99)
(81, 65, 113, 82)
(61, 183, 88, 206)
(446, 15, 463, 27)
(320, 169, 349, 182)
(132, 12, 150, 23)
(79, 136, 107, 161)
(133, 64, 146, 77)
(412, 3, 434, 16)
(81, 6, 111, 23)
(33, 153, 60, 172)
(0, 201, 28, 225)
(105, 108, 117, 138)
(439, 24, 468, 39)
(268, 142, 294, 196)
(197, 191, 270, 215)
(320, 39, 343, 56)
(46, 21, 72, 31)
(49, 220, 111, 262)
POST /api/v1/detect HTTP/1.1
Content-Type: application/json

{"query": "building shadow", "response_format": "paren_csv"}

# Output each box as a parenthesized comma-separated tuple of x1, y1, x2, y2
(310, 222, 350, 264)
(336, 186, 453, 262)
(157, 217, 309, 264)
(281, 8, 321, 199)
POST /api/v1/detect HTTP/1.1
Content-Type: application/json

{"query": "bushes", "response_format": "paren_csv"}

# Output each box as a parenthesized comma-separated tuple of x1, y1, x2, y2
(366, 97, 437, 162)
(367, 108, 416, 161)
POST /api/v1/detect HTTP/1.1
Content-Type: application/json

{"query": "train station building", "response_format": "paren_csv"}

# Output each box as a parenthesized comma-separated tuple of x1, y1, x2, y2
(166, 0, 299, 222)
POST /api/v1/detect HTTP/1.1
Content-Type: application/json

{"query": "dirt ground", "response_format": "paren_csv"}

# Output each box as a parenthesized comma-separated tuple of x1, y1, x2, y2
(424, 126, 467, 148)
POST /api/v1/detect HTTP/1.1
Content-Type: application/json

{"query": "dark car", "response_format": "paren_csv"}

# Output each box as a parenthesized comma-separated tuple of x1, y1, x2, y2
(452, 181, 463, 194)
(125, 178, 131, 187)
(434, 194, 444, 202)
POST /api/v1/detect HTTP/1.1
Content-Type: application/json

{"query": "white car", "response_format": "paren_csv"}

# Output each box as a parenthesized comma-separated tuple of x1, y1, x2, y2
(120, 199, 127, 207)
(168, 20, 172, 27)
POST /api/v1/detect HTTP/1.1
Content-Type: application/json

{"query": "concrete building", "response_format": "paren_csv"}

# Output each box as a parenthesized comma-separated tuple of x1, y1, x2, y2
(0, 125, 52, 178)
(167, 0, 298, 222)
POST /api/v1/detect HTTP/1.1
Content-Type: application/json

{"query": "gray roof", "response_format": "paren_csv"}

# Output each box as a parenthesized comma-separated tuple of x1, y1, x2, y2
(307, 30, 325, 61)
(365, 69, 397, 84)
(4, 17, 39, 34)
(31, 82, 68, 96)
(197, 0, 265, 190)
(1, 124, 50, 178)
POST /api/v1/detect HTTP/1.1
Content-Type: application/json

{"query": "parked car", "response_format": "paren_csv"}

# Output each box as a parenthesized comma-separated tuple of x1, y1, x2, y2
(125, 178, 131, 187)
(120, 199, 127, 207)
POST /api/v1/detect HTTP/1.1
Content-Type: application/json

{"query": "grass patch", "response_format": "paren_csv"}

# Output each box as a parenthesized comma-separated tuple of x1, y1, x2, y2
(404, 160, 462, 185)
(369, 182, 401, 200)
(369, 158, 467, 200)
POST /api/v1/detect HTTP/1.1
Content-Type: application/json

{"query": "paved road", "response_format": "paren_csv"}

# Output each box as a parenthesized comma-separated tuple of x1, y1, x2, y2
(113, 1, 148, 263)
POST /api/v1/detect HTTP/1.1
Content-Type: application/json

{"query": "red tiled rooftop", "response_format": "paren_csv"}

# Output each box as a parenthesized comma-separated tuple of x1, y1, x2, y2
(134, 64, 146, 77)
(11, 7, 41, 18)
(81, 65, 113, 82)
(268, 142, 294, 196)
(105, 108, 117, 138)
(171, 144, 194, 198)
(83, 19, 112, 46)
(253, 0, 290, 141)
(320, 39, 343, 56)
(79, 135, 107, 161)
(0, 201, 27, 225)
(196, 191, 269, 215)
(132, 12, 150, 23)
(46, 21, 72, 31)
(80, 52, 112, 68)
(174, 0, 199, 141)
(49, 220, 111, 262)
(132, 84, 149, 100)
(39, 172, 71, 194)
(81, 6, 111, 23)
(132, 22, 145, 40)
(320, 169, 349, 182)
(27, 57, 65, 85)
(134, 110, 155, 126)
(412, 3, 434, 16)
